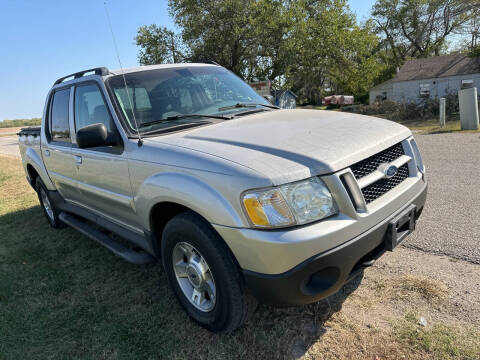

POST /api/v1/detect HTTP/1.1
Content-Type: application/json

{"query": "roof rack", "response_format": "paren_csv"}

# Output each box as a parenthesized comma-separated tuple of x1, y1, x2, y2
(54, 67, 110, 85)
(190, 57, 221, 66)
(203, 60, 220, 66)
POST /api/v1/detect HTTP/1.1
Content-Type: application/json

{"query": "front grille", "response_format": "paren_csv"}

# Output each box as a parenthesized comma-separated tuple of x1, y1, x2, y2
(349, 142, 409, 204)
(361, 164, 409, 203)
(350, 143, 405, 179)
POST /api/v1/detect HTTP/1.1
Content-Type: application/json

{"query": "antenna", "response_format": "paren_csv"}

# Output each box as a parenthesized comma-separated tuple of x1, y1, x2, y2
(104, 1, 143, 146)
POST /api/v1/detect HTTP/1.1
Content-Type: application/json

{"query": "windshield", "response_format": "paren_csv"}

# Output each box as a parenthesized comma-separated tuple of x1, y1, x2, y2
(105, 66, 271, 135)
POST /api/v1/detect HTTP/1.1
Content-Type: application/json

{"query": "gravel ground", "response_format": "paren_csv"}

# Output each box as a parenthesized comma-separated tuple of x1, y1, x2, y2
(404, 132, 480, 264)
(0, 135, 20, 158)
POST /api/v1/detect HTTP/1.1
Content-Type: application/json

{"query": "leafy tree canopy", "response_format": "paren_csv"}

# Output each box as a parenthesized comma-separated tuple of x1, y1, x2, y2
(135, 0, 479, 104)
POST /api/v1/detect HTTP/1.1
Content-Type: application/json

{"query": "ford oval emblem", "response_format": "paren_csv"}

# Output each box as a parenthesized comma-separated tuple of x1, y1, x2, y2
(384, 164, 398, 178)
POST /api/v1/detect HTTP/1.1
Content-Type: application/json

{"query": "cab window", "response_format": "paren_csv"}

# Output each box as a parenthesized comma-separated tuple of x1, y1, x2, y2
(49, 88, 71, 142)
(74, 84, 113, 132)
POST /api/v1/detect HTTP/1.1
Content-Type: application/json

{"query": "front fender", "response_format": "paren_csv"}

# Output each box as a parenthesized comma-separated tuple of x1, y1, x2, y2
(25, 147, 56, 190)
(135, 172, 244, 230)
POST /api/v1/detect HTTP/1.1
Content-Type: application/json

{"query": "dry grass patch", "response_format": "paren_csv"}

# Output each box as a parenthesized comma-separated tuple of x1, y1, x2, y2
(0, 127, 22, 134)
(373, 275, 448, 306)
(392, 312, 480, 360)
(399, 118, 480, 134)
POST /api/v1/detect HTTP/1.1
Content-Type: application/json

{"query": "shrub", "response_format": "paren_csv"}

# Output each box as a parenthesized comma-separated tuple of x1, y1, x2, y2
(343, 92, 460, 122)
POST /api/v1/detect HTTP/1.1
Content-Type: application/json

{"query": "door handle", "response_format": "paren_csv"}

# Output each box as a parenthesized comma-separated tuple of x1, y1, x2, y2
(75, 155, 82, 165)
(45, 149, 50, 157)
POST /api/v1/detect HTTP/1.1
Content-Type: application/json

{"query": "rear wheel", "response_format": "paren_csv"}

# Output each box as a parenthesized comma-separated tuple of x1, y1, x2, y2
(161, 212, 256, 332)
(36, 178, 65, 228)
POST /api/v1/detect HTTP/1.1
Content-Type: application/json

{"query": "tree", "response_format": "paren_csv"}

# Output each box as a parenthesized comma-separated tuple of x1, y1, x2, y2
(372, 0, 478, 66)
(168, 0, 257, 76)
(284, 0, 383, 103)
(135, 25, 185, 65)
(138, 0, 384, 103)
(457, 7, 480, 51)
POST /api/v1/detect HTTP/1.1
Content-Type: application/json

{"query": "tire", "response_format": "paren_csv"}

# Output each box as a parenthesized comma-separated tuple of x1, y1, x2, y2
(36, 177, 65, 228)
(161, 211, 257, 332)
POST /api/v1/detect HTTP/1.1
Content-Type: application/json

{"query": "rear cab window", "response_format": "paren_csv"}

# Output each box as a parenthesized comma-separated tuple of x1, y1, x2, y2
(49, 88, 71, 143)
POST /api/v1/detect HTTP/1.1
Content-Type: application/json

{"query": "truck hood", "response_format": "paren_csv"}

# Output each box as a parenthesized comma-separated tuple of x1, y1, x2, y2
(147, 109, 412, 185)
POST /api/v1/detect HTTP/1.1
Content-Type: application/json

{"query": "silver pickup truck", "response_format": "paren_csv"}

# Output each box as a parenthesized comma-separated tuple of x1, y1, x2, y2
(18, 63, 427, 332)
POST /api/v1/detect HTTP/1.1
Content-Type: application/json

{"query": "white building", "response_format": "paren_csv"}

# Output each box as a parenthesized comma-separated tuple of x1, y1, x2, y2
(370, 53, 480, 105)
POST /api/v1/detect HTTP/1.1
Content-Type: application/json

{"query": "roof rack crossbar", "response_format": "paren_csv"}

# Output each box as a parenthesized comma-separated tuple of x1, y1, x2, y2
(54, 67, 110, 85)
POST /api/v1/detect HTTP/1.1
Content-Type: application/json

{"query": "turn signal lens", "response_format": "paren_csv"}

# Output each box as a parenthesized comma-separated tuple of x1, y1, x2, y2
(242, 189, 295, 228)
(243, 196, 269, 226)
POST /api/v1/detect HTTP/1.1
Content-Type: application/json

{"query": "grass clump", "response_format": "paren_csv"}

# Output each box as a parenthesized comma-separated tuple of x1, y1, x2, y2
(374, 275, 448, 305)
(393, 313, 480, 360)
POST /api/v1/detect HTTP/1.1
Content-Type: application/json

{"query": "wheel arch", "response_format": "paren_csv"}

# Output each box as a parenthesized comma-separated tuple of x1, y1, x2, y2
(24, 147, 56, 190)
(148, 202, 244, 273)
(26, 163, 39, 187)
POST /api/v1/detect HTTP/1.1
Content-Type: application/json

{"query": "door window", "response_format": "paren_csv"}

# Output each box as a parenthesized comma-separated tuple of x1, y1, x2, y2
(49, 89, 71, 142)
(74, 84, 113, 132)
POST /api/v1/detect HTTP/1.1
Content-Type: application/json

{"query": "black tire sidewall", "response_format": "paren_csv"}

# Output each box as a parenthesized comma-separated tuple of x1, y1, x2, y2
(36, 178, 64, 228)
(161, 213, 242, 331)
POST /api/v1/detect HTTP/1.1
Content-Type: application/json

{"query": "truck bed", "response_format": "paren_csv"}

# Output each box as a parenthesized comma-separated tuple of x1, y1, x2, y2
(18, 126, 41, 137)
(18, 126, 42, 177)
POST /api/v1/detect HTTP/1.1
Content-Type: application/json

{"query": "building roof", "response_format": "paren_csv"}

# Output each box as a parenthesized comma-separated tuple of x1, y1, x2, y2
(370, 79, 393, 90)
(393, 53, 480, 82)
(272, 89, 297, 98)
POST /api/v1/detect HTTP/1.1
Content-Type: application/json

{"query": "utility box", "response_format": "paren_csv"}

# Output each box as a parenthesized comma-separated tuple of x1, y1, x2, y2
(439, 97, 446, 127)
(458, 87, 479, 130)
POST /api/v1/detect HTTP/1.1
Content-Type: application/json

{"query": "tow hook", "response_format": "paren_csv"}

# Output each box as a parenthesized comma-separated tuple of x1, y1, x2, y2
(361, 259, 376, 267)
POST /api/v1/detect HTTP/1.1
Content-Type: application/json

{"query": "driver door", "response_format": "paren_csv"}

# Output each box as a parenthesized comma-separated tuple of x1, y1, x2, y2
(69, 82, 138, 230)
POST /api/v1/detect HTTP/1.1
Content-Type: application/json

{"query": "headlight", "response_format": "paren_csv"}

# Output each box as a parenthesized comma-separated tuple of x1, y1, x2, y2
(242, 177, 337, 228)
(410, 138, 425, 173)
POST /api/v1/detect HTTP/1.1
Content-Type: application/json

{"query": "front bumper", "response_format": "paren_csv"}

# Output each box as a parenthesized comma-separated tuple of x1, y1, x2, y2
(242, 183, 427, 305)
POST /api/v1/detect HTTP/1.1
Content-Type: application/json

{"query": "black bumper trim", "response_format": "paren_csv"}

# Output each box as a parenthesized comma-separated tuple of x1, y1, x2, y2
(243, 183, 427, 305)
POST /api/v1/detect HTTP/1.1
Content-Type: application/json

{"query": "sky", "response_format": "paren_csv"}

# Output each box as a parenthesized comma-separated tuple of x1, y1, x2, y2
(0, 0, 375, 120)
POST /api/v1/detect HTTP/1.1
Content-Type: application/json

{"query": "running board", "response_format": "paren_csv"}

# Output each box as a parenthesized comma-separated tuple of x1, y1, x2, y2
(59, 212, 155, 265)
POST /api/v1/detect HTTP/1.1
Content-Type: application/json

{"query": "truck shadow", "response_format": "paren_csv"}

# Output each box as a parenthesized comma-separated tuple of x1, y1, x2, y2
(1, 204, 363, 359)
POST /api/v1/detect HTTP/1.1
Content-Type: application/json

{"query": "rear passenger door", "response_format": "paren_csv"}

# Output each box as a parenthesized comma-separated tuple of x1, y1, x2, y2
(69, 82, 137, 230)
(42, 87, 78, 201)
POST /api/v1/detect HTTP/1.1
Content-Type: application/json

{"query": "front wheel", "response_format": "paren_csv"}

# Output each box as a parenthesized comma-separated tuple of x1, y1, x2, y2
(161, 212, 256, 332)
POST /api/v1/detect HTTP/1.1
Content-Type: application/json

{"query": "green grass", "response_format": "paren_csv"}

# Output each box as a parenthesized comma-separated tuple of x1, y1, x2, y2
(1, 155, 479, 359)
(0, 118, 41, 128)
(393, 313, 480, 360)
(398, 116, 480, 134)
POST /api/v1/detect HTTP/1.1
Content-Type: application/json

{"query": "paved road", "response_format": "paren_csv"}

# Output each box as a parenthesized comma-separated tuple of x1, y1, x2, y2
(405, 132, 480, 264)
(0, 135, 20, 158)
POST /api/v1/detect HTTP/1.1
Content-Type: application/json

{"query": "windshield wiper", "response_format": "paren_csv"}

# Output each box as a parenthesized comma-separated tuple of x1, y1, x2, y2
(140, 113, 233, 128)
(141, 121, 211, 136)
(217, 102, 279, 111)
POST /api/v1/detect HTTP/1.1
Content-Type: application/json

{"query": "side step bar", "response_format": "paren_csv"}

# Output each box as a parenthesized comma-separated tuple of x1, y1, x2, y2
(59, 212, 155, 265)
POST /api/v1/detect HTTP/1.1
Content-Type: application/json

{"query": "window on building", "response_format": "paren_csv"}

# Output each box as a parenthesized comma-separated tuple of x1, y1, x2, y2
(461, 79, 473, 89)
(419, 83, 430, 97)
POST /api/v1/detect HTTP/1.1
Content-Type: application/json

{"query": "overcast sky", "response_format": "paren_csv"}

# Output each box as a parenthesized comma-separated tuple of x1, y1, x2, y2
(0, 0, 376, 120)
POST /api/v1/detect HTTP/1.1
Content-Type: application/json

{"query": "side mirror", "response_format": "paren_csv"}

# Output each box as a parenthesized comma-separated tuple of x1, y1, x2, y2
(263, 95, 275, 105)
(76, 123, 113, 149)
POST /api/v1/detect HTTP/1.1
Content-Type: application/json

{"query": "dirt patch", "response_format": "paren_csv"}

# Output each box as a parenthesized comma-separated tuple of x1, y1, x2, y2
(0, 127, 22, 135)
(297, 248, 480, 359)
